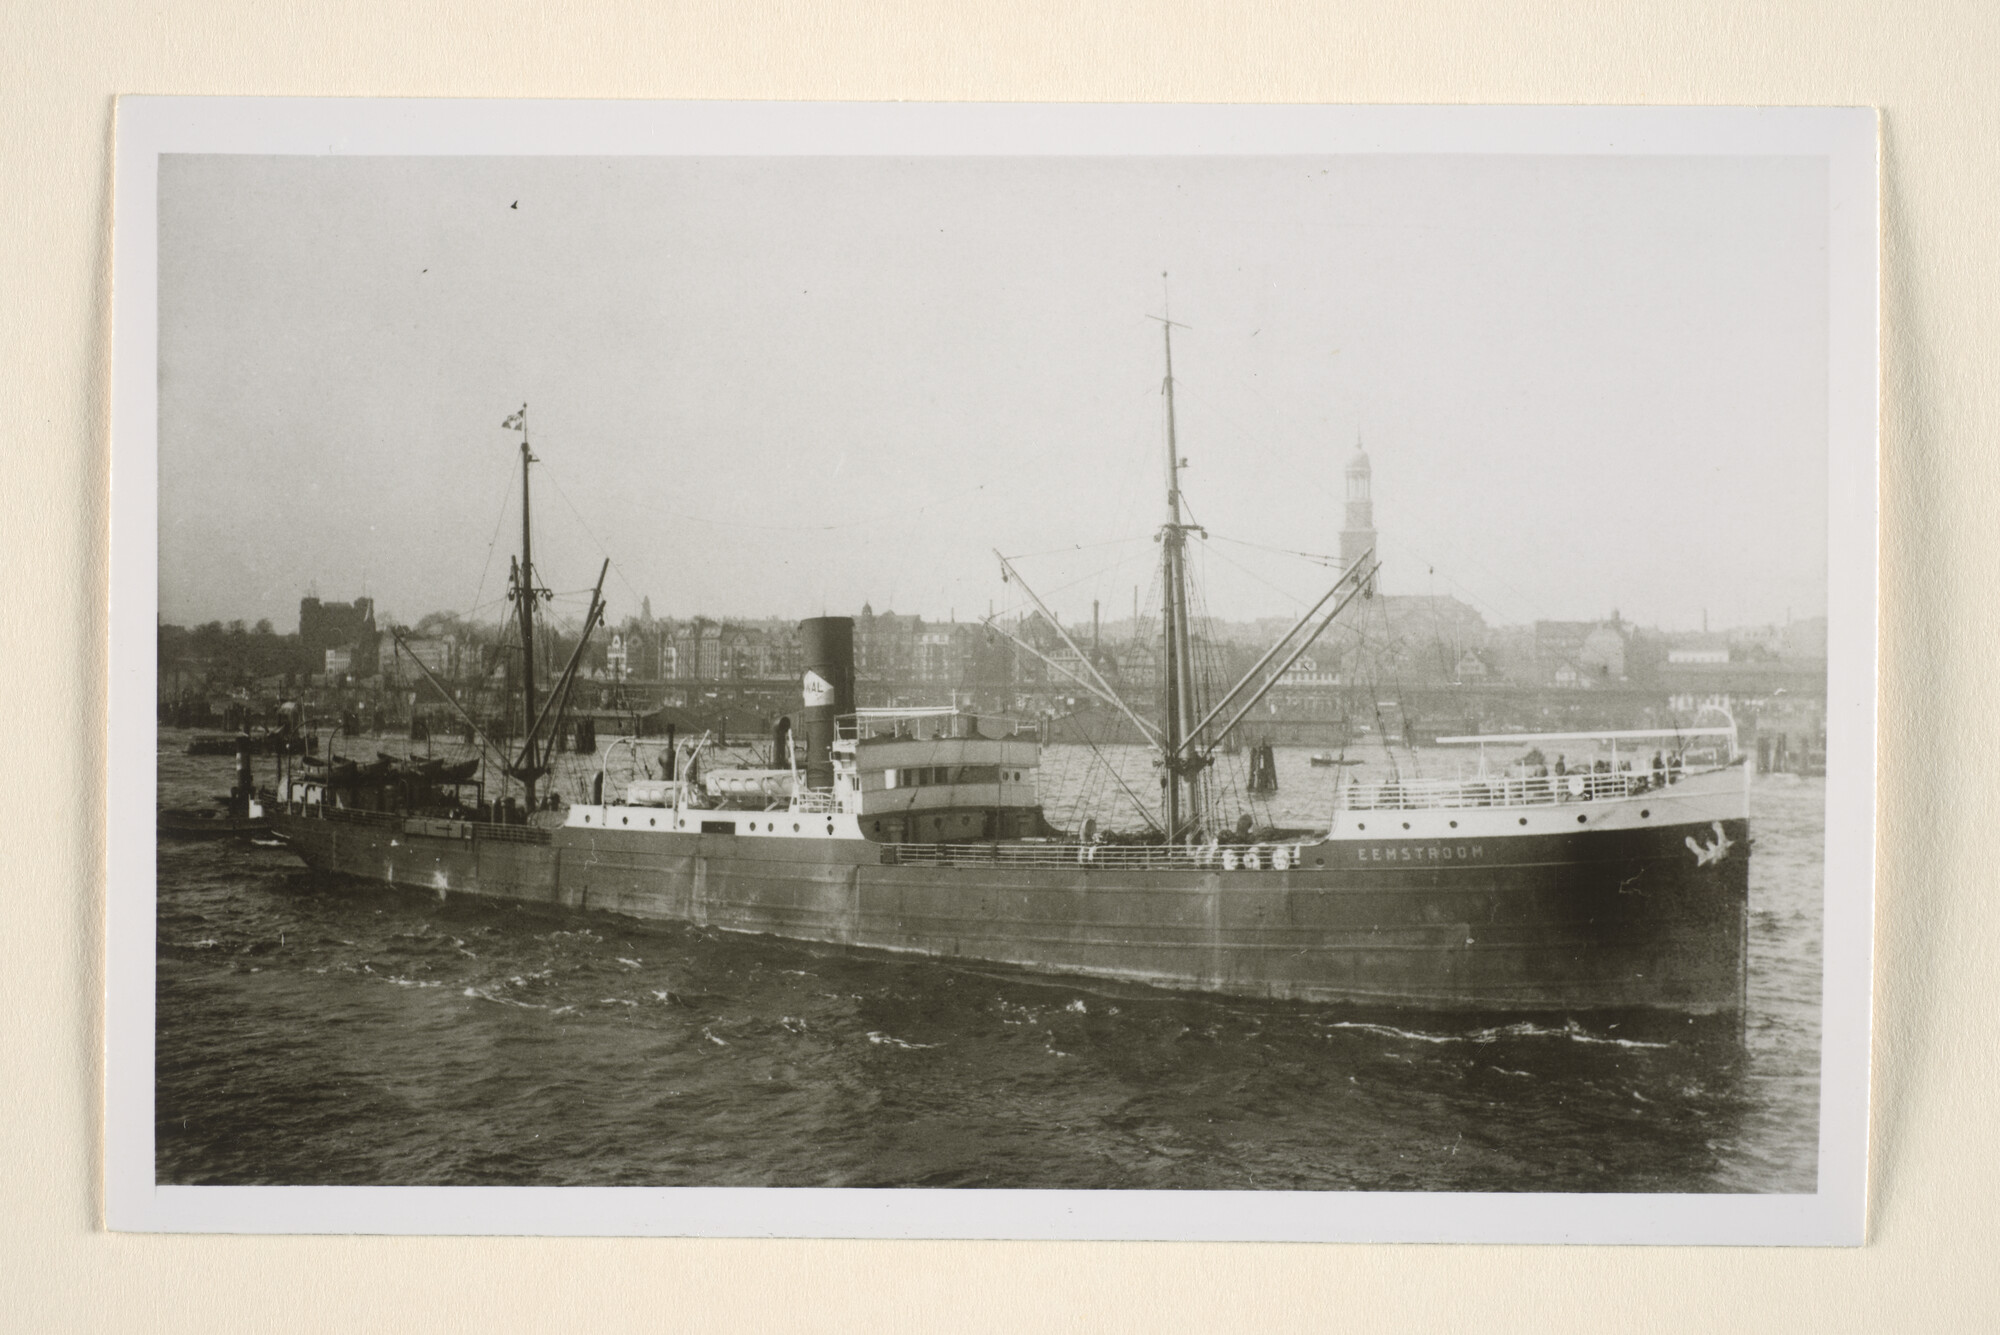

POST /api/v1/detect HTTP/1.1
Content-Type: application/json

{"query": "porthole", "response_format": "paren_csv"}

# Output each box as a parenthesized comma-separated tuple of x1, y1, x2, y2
(1357, 822, 1366, 830)
(1518, 817, 1528, 826)
(1401, 822, 1410, 830)
(1314, 858, 1325, 867)
(826, 824, 835, 835)
(793, 823, 800, 832)
(1576, 814, 1587, 824)
(621, 816, 628, 826)
(1449, 820, 1458, 829)
(583, 815, 591, 824)
(648, 818, 656, 827)
(1641, 809, 1651, 818)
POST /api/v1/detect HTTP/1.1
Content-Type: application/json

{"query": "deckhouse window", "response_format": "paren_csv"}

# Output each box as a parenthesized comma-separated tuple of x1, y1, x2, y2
(883, 764, 1005, 788)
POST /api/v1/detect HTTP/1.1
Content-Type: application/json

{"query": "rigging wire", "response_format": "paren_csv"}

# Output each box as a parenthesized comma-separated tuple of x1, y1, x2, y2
(1207, 532, 1348, 568)
(1194, 536, 1419, 667)
(467, 453, 521, 625)
(1380, 535, 1542, 632)
(540, 463, 647, 610)
(651, 480, 993, 535)
(997, 534, 1154, 562)
(986, 544, 1163, 628)
(1356, 593, 1401, 783)
(1426, 564, 1453, 681)
(1062, 713, 1161, 835)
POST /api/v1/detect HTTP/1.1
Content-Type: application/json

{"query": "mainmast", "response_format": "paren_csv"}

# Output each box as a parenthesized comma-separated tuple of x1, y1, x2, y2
(1152, 284, 1205, 840)
(994, 299, 1372, 840)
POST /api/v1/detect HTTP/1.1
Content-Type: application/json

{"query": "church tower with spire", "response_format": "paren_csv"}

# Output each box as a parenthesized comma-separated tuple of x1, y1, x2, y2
(1340, 435, 1377, 570)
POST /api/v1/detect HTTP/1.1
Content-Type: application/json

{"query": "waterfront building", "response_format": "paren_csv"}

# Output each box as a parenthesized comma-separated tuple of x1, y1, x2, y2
(299, 595, 379, 677)
(385, 634, 457, 684)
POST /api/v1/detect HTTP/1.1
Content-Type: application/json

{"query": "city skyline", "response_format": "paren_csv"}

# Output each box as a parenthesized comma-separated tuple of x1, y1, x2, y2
(159, 588, 1827, 644)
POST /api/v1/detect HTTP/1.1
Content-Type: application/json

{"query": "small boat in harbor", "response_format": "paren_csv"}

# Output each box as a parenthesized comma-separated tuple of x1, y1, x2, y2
(157, 798, 270, 840)
(160, 737, 269, 839)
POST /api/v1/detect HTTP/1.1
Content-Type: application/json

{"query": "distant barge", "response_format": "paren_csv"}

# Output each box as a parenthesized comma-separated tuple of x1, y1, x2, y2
(161, 734, 269, 839)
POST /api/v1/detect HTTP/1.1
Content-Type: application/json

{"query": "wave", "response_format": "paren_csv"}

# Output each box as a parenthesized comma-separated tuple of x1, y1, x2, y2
(1322, 1019, 1672, 1051)
(866, 1031, 939, 1050)
(1324, 1021, 1462, 1045)
(462, 986, 547, 1010)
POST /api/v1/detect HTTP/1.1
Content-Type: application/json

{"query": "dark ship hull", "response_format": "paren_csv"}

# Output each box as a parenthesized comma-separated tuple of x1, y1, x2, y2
(270, 801, 1748, 1014)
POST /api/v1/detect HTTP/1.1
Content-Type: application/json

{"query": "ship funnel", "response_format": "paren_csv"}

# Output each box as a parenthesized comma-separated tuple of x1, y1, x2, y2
(797, 616, 854, 790)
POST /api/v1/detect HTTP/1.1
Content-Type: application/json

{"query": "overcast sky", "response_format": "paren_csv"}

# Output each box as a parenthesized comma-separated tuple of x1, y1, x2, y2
(158, 152, 1828, 636)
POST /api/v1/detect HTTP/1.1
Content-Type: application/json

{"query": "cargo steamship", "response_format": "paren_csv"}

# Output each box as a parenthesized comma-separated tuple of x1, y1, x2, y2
(267, 329, 1751, 1016)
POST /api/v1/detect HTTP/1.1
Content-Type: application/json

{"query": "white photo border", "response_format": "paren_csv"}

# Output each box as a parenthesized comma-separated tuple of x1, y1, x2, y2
(107, 98, 1877, 1242)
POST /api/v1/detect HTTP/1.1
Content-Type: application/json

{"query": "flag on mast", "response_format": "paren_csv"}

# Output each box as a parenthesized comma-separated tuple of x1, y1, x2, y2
(502, 406, 526, 430)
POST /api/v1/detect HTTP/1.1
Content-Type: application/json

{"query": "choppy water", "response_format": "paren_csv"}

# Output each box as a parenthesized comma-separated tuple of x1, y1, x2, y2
(155, 730, 1822, 1190)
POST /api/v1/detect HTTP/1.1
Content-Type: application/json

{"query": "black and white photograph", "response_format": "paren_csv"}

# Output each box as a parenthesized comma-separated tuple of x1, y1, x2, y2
(108, 101, 1875, 1241)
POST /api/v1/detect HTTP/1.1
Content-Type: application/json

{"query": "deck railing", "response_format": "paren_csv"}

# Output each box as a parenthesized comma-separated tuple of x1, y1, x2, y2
(788, 790, 840, 813)
(880, 840, 1310, 871)
(1336, 763, 1706, 812)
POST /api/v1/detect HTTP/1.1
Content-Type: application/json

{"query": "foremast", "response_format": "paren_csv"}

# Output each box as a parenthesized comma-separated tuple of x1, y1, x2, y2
(502, 405, 611, 816)
(1153, 299, 1207, 840)
(503, 406, 550, 808)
